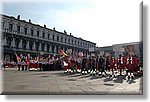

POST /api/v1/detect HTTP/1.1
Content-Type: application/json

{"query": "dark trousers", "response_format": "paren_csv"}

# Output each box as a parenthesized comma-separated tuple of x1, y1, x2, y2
(25, 65, 28, 71)
(39, 63, 42, 71)
(22, 65, 24, 71)
(18, 64, 21, 71)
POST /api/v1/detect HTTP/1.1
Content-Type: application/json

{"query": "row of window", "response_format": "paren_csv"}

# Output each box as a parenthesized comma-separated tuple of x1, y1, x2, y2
(3, 22, 95, 48)
(5, 37, 87, 54)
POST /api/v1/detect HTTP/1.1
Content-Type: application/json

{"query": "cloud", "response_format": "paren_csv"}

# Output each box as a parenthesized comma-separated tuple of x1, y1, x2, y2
(2, 0, 141, 46)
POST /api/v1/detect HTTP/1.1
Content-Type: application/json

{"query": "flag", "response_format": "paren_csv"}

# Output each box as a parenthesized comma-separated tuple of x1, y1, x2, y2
(52, 56, 55, 60)
(48, 55, 50, 59)
(15, 53, 21, 62)
(26, 56, 29, 64)
(60, 50, 68, 56)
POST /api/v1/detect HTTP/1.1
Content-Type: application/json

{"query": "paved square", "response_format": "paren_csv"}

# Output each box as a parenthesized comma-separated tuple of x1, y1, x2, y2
(1, 68, 142, 95)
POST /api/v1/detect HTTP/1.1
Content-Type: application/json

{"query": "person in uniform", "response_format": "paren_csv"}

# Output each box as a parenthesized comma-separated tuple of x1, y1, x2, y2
(29, 57, 34, 71)
(63, 56, 69, 73)
(15, 53, 21, 71)
(81, 56, 87, 75)
(76, 56, 82, 73)
(21, 56, 26, 71)
(49, 57, 54, 71)
(117, 54, 126, 76)
(34, 57, 39, 71)
(42, 58, 46, 71)
(90, 57, 96, 76)
(109, 56, 117, 78)
(25, 55, 29, 71)
(98, 55, 106, 76)
(126, 54, 135, 80)
(38, 58, 43, 71)
(105, 56, 110, 72)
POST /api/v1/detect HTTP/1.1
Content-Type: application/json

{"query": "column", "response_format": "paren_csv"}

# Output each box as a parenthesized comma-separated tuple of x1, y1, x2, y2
(39, 43, 42, 51)
(26, 40, 29, 49)
(58, 46, 61, 53)
(63, 47, 65, 52)
(44, 43, 47, 52)
(54, 45, 56, 53)
(19, 39, 22, 48)
(73, 49, 76, 56)
(32, 42, 36, 50)
(49, 45, 52, 53)
(11, 38, 15, 48)
(3, 36, 7, 45)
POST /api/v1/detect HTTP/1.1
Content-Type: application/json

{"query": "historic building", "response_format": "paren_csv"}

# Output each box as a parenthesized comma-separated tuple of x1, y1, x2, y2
(96, 42, 143, 60)
(1, 14, 96, 61)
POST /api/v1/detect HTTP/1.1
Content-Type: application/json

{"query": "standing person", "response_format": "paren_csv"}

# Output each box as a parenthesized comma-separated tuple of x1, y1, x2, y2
(38, 58, 43, 71)
(15, 53, 21, 71)
(117, 54, 126, 76)
(34, 57, 39, 71)
(63, 56, 69, 73)
(126, 54, 135, 80)
(25, 55, 29, 71)
(42, 58, 46, 71)
(58, 57, 62, 71)
(105, 56, 110, 72)
(21, 56, 26, 71)
(90, 57, 96, 76)
(81, 56, 87, 75)
(109, 56, 117, 78)
(76, 56, 82, 73)
(88, 56, 92, 73)
(29, 57, 34, 71)
(98, 55, 106, 76)
(49, 57, 54, 71)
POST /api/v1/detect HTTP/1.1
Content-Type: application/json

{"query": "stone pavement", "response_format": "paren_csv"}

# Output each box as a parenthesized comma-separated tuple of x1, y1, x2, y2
(1, 68, 143, 95)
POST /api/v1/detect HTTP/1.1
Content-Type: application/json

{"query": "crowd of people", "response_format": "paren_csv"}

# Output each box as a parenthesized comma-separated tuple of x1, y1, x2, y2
(63, 54, 142, 80)
(2, 51, 143, 81)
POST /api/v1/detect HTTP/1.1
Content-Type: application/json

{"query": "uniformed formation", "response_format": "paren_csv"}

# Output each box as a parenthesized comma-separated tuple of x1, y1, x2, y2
(63, 54, 142, 81)
(9, 51, 143, 81)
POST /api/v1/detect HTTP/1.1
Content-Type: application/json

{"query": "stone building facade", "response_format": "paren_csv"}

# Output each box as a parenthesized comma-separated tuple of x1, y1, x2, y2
(1, 14, 96, 61)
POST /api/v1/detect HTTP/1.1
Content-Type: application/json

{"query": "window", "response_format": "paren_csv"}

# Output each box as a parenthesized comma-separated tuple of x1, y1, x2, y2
(31, 29, 33, 36)
(24, 28, 27, 35)
(57, 36, 59, 41)
(61, 37, 63, 42)
(68, 39, 70, 44)
(42, 43, 44, 51)
(75, 41, 76, 45)
(22, 40, 26, 49)
(2, 22, 4, 29)
(53, 35, 55, 40)
(17, 26, 20, 33)
(48, 34, 50, 39)
(47, 44, 49, 52)
(43, 33, 45, 38)
(72, 40, 73, 44)
(37, 31, 39, 37)
(65, 38, 66, 43)
(9, 24, 13, 31)
(36, 43, 39, 51)
(29, 41, 33, 50)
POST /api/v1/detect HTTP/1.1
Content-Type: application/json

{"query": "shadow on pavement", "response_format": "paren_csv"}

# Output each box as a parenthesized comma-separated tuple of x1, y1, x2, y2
(103, 77, 113, 82)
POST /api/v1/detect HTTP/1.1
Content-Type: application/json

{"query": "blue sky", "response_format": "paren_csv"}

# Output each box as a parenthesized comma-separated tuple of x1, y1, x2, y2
(1, 0, 141, 47)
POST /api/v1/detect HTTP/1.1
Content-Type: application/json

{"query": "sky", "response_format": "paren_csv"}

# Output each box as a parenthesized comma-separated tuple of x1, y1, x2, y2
(1, 0, 142, 47)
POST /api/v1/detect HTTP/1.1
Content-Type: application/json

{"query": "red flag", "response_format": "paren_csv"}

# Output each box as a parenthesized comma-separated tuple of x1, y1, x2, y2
(60, 50, 68, 56)
(15, 53, 21, 62)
